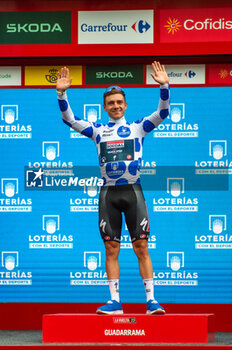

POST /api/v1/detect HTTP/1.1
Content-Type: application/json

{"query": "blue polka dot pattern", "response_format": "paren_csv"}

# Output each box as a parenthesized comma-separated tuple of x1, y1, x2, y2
(128, 160, 139, 176)
(74, 116, 81, 120)
(134, 118, 144, 124)
(62, 119, 72, 128)
(135, 177, 141, 184)
(81, 126, 93, 138)
(160, 108, 169, 119)
(108, 122, 116, 127)
(143, 120, 155, 133)
(58, 100, 68, 112)
(96, 134, 101, 144)
(141, 137, 144, 145)
(106, 161, 126, 179)
(135, 138, 140, 152)
(93, 122, 102, 128)
(160, 88, 169, 101)
(115, 178, 128, 185)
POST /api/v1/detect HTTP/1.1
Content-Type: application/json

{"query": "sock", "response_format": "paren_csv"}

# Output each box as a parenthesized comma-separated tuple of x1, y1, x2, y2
(108, 279, 120, 302)
(143, 278, 157, 302)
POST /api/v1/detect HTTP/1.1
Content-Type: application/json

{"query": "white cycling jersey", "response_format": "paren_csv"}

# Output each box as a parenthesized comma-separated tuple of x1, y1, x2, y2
(58, 84, 170, 186)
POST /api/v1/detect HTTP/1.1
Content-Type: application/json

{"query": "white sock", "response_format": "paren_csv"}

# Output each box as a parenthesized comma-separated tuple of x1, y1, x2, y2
(108, 279, 120, 302)
(143, 278, 157, 302)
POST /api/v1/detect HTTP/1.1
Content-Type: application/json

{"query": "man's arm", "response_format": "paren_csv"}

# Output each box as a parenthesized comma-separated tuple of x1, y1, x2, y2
(56, 67, 101, 140)
(134, 61, 170, 135)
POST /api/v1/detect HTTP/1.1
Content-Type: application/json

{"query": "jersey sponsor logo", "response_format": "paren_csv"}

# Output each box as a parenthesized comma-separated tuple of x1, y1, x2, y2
(100, 219, 107, 234)
(101, 140, 134, 163)
(117, 126, 131, 138)
(140, 218, 149, 232)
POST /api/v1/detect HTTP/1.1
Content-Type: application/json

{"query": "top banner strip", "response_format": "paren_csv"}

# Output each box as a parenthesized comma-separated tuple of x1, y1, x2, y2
(160, 8, 232, 43)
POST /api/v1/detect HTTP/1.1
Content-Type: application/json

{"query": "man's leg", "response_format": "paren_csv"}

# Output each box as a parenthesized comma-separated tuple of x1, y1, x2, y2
(132, 239, 153, 279)
(97, 187, 123, 314)
(105, 241, 120, 280)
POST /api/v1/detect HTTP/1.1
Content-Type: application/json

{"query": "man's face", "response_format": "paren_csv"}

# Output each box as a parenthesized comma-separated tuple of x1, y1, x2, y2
(103, 93, 127, 120)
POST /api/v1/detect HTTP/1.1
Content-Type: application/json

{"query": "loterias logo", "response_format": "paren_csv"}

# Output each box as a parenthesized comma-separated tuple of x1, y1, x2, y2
(160, 8, 232, 43)
(0, 11, 71, 44)
(78, 10, 153, 44)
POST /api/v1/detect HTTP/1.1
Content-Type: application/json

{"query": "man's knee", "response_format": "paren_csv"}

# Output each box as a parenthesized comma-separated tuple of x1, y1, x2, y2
(133, 239, 149, 260)
(105, 241, 120, 258)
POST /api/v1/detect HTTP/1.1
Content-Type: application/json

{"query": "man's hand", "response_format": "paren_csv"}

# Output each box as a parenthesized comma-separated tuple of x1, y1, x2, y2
(56, 67, 72, 92)
(150, 61, 169, 85)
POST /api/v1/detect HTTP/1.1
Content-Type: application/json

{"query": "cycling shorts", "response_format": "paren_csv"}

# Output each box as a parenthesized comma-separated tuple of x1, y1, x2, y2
(98, 184, 150, 243)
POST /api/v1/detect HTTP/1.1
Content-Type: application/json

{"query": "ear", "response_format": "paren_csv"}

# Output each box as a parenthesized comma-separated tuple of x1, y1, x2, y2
(103, 104, 107, 111)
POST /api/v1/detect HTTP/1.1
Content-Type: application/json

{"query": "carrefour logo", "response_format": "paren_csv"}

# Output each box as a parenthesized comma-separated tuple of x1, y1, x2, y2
(78, 10, 153, 44)
(131, 20, 150, 33)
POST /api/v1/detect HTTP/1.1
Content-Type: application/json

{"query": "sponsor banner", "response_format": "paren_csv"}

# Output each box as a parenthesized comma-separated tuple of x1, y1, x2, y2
(160, 8, 232, 43)
(153, 252, 199, 286)
(0, 67, 21, 86)
(86, 65, 143, 85)
(25, 66, 82, 86)
(0, 11, 71, 44)
(208, 64, 232, 85)
(78, 10, 153, 44)
(146, 65, 205, 85)
(195, 215, 232, 249)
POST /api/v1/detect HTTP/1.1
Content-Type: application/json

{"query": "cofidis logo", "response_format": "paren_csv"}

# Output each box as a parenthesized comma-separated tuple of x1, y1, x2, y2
(78, 10, 153, 44)
(160, 8, 232, 43)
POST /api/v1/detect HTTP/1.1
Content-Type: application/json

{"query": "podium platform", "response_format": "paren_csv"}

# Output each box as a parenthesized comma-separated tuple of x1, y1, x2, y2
(43, 313, 215, 344)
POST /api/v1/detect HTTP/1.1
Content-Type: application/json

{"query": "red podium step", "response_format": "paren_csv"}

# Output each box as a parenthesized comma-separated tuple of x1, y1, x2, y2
(43, 313, 215, 344)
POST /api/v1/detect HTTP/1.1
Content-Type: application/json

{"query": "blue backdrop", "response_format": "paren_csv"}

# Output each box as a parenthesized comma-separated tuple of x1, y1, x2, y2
(0, 87, 231, 303)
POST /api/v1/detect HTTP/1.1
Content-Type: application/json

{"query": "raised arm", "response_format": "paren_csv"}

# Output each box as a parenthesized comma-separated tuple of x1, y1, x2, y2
(56, 67, 72, 93)
(150, 61, 169, 86)
(56, 67, 103, 140)
(134, 61, 170, 136)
